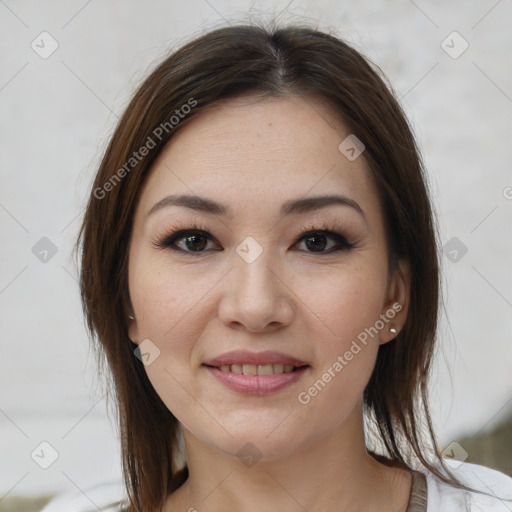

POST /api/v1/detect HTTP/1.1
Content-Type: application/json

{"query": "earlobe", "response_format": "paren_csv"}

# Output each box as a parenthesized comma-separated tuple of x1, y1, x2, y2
(127, 314, 140, 345)
(379, 259, 411, 345)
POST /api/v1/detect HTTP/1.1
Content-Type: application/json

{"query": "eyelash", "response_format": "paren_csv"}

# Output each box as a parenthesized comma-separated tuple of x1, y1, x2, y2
(152, 221, 356, 256)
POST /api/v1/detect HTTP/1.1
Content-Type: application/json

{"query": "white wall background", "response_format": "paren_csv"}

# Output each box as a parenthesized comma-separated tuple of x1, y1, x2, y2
(1, 0, 511, 498)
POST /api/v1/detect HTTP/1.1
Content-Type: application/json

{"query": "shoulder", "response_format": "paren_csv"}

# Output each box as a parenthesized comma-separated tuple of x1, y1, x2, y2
(424, 459, 512, 511)
(40, 480, 128, 512)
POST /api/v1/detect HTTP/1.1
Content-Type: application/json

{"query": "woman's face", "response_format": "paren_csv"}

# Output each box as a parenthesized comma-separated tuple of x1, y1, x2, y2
(127, 94, 409, 460)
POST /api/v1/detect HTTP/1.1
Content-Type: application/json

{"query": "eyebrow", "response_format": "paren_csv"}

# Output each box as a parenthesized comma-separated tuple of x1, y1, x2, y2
(147, 194, 366, 220)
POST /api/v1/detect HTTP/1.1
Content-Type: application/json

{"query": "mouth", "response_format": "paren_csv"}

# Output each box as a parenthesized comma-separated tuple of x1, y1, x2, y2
(205, 363, 307, 375)
(202, 350, 311, 395)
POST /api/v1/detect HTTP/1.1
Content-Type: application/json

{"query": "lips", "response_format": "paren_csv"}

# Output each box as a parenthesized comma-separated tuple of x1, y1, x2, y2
(202, 350, 310, 395)
(216, 363, 296, 375)
(203, 350, 309, 367)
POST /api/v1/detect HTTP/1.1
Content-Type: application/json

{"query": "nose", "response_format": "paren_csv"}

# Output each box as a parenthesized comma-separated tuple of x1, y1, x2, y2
(217, 247, 295, 333)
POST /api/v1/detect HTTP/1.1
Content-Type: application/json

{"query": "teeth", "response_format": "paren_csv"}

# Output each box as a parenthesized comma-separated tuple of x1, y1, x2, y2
(217, 363, 298, 375)
(257, 364, 273, 375)
(231, 364, 243, 374)
(243, 364, 258, 375)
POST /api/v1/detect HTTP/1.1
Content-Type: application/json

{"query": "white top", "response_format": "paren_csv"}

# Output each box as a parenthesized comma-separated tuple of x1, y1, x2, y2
(424, 459, 512, 511)
(41, 459, 512, 512)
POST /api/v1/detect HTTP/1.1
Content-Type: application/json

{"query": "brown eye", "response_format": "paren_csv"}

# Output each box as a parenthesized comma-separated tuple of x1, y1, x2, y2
(303, 233, 329, 252)
(295, 230, 353, 254)
(182, 233, 208, 251)
(158, 230, 219, 253)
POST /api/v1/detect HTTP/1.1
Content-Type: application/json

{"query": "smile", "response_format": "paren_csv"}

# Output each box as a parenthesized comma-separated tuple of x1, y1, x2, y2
(215, 363, 299, 375)
(203, 364, 310, 394)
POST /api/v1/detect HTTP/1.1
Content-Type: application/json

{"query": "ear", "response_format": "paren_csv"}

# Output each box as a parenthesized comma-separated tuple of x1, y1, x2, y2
(128, 316, 141, 346)
(124, 291, 141, 345)
(379, 259, 411, 345)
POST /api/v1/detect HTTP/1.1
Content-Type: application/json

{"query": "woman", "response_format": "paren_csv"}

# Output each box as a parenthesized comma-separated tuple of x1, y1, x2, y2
(45, 22, 512, 512)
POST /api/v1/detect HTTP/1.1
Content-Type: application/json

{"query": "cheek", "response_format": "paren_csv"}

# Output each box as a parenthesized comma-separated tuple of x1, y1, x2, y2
(295, 261, 388, 344)
(292, 261, 387, 403)
(129, 253, 218, 339)
(293, 271, 383, 426)
(129, 261, 203, 422)
(128, 254, 222, 394)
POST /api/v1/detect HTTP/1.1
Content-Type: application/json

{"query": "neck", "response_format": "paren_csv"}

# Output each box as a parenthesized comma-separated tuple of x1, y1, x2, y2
(166, 402, 412, 512)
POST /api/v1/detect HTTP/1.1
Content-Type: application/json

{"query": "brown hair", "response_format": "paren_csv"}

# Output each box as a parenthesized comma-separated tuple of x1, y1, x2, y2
(77, 21, 488, 512)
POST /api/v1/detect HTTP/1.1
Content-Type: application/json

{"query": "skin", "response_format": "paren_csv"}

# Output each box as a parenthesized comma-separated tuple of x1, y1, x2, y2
(127, 94, 412, 512)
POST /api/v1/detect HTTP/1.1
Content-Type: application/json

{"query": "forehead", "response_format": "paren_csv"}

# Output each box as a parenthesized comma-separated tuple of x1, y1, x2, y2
(137, 94, 380, 220)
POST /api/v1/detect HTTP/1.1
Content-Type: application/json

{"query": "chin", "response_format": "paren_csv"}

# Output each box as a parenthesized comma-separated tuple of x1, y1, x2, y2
(187, 417, 315, 464)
